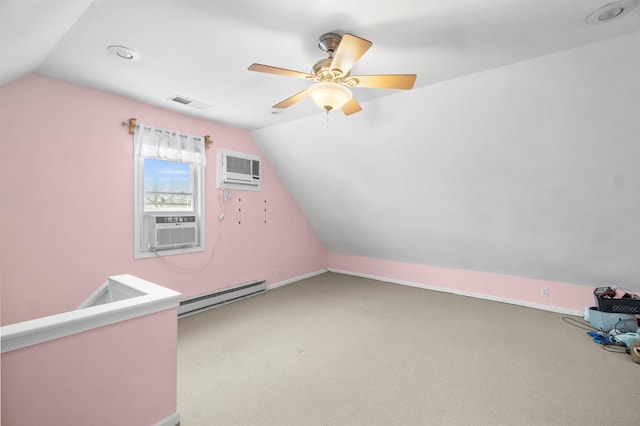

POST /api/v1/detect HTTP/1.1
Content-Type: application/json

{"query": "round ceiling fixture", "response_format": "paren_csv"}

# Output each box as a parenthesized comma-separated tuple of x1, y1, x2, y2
(586, 0, 639, 25)
(107, 45, 141, 61)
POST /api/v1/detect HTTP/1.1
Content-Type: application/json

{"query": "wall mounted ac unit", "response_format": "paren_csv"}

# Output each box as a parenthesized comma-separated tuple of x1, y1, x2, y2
(144, 214, 198, 250)
(216, 149, 261, 191)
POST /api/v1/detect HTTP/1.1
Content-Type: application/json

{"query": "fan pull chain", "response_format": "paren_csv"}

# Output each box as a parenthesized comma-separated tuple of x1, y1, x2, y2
(326, 109, 330, 128)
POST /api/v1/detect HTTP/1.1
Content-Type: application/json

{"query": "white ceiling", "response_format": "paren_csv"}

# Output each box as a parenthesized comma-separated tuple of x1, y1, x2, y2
(2, 1, 639, 290)
(2, 0, 639, 130)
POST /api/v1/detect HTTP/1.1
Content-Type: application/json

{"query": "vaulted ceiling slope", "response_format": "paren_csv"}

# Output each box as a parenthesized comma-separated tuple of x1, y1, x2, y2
(253, 31, 640, 290)
(1, 1, 639, 130)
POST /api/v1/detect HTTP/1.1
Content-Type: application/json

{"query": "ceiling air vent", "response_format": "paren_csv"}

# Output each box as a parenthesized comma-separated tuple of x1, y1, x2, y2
(168, 95, 210, 110)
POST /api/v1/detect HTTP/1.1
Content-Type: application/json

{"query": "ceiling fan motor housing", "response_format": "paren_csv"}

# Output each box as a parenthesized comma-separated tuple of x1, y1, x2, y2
(312, 58, 334, 79)
(317, 33, 342, 56)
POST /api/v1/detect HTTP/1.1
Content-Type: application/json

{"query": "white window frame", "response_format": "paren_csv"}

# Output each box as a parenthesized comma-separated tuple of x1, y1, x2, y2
(133, 128, 206, 259)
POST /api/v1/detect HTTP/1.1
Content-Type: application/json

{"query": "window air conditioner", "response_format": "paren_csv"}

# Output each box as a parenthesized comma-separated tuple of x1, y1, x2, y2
(144, 214, 198, 250)
(217, 149, 261, 190)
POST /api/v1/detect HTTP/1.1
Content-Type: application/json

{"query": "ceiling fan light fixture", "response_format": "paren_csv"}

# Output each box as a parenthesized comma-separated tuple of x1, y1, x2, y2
(308, 82, 352, 112)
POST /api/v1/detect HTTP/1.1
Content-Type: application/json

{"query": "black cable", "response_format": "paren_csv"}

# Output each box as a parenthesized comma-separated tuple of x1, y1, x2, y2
(601, 344, 628, 353)
(563, 315, 633, 355)
(562, 316, 597, 332)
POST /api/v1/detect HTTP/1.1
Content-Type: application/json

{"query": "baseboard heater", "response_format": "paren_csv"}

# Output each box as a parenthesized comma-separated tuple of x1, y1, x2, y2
(178, 279, 267, 318)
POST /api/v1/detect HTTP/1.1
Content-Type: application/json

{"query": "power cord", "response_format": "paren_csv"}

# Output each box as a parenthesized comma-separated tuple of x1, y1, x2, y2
(562, 316, 629, 355)
(601, 345, 629, 354)
(150, 188, 229, 274)
(562, 316, 596, 332)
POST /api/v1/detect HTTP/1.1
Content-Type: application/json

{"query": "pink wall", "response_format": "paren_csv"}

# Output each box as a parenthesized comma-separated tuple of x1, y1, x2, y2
(1, 308, 178, 426)
(0, 73, 596, 327)
(0, 74, 328, 325)
(329, 253, 594, 314)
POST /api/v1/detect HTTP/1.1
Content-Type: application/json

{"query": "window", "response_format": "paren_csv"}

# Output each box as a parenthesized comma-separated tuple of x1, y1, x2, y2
(144, 158, 193, 211)
(133, 124, 206, 258)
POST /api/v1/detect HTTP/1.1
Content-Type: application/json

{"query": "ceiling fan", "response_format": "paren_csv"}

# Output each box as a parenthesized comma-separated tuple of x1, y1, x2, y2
(248, 32, 417, 116)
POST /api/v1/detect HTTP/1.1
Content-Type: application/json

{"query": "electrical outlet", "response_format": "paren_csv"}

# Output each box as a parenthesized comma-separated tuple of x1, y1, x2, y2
(541, 287, 549, 297)
(379, 264, 384, 272)
(276, 268, 281, 277)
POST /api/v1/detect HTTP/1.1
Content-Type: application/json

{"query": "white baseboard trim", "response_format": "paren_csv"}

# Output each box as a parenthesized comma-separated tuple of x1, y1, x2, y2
(155, 411, 180, 426)
(328, 268, 584, 317)
(267, 268, 328, 291)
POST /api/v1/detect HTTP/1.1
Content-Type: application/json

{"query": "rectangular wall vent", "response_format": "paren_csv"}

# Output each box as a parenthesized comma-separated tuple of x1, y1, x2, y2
(178, 279, 267, 318)
(168, 95, 210, 110)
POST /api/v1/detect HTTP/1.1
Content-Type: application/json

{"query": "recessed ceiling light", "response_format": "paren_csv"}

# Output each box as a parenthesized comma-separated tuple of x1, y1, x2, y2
(586, 0, 639, 25)
(599, 6, 625, 20)
(107, 45, 141, 61)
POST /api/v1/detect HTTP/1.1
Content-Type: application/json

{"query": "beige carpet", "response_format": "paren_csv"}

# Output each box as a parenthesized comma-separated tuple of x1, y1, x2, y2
(177, 272, 640, 425)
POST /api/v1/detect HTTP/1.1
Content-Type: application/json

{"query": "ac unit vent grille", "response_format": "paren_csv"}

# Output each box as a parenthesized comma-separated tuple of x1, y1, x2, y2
(157, 227, 196, 247)
(227, 156, 252, 174)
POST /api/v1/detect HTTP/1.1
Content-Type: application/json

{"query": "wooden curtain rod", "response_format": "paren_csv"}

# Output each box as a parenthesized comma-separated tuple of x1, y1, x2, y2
(122, 117, 212, 149)
(127, 117, 137, 135)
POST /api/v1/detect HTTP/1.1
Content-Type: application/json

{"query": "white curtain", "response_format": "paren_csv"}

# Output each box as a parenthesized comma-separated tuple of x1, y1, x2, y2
(134, 123, 206, 166)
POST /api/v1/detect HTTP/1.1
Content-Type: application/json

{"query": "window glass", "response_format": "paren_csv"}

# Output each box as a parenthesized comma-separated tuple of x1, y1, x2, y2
(143, 158, 192, 211)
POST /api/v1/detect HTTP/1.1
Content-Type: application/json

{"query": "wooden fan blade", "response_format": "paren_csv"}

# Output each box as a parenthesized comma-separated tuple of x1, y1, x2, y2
(273, 89, 309, 109)
(330, 34, 372, 76)
(248, 63, 314, 80)
(342, 98, 362, 116)
(350, 74, 417, 90)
